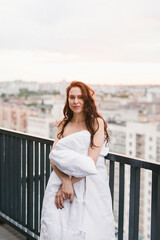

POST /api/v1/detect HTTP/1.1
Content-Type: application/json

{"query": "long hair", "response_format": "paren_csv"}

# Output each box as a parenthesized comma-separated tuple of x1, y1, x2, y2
(57, 81, 109, 147)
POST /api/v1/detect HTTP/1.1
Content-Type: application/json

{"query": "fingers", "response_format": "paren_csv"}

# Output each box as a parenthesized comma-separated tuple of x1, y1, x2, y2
(64, 194, 68, 199)
(69, 193, 73, 203)
(55, 193, 74, 208)
(55, 195, 59, 208)
(55, 193, 64, 209)
(60, 196, 64, 208)
(62, 193, 68, 199)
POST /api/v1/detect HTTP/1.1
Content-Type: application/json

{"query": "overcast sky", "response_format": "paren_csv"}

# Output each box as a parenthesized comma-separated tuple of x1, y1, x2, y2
(0, 0, 160, 84)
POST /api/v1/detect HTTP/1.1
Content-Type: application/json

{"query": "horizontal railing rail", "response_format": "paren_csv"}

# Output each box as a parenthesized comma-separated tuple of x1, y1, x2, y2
(0, 127, 160, 240)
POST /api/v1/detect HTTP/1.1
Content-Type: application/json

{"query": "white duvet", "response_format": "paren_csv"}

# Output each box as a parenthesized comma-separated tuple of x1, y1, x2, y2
(40, 130, 115, 240)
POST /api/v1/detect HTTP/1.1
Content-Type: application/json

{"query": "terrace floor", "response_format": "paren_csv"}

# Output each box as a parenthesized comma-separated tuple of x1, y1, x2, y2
(0, 224, 25, 240)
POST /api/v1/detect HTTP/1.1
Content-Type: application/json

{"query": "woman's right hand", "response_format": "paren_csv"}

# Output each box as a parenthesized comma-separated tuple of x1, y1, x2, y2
(55, 185, 64, 209)
(55, 179, 74, 209)
(61, 178, 74, 203)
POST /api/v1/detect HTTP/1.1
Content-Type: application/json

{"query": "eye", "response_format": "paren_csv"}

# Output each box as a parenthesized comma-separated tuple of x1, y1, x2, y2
(69, 96, 74, 99)
(78, 96, 83, 99)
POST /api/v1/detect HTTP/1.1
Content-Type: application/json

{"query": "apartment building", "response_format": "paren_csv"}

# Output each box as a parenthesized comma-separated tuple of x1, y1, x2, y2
(0, 103, 38, 132)
(108, 121, 160, 240)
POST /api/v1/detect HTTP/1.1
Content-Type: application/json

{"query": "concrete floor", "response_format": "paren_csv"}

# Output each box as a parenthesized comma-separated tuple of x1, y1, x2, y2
(0, 224, 26, 240)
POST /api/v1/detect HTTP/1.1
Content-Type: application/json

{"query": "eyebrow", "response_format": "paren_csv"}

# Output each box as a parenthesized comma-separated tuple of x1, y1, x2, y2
(69, 94, 82, 97)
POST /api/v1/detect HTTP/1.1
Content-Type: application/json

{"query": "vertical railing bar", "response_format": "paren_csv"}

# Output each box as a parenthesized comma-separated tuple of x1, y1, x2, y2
(118, 162, 125, 240)
(27, 140, 33, 231)
(46, 144, 51, 185)
(22, 139, 26, 226)
(17, 137, 21, 223)
(151, 171, 160, 240)
(13, 137, 18, 221)
(40, 143, 44, 218)
(128, 167, 140, 240)
(9, 136, 14, 219)
(34, 141, 39, 235)
(1, 134, 5, 213)
(3, 134, 7, 214)
(157, 171, 160, 240)
(109, 160, 115, 208)
(5, 135, 9, 216)
(0, 133, 4, 215)
(0, 133, 2, 214)
(38, 142, 40, 234)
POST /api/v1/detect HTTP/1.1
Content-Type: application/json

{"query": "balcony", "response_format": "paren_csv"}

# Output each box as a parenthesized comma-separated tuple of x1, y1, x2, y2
(0, 128, 160, 240)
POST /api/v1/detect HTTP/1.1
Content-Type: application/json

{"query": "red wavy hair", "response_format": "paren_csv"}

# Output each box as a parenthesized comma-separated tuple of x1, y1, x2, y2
(57, 81, 109, 147)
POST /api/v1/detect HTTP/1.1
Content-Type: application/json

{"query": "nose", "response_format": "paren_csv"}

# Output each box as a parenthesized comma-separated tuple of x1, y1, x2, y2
(74, 97, 78, 104)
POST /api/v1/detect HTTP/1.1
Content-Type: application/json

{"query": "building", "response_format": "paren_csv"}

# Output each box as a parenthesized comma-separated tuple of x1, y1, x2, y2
(108, 121, 160, 240)
(0, 103, 38, 132)
(27, 100, 64, 139)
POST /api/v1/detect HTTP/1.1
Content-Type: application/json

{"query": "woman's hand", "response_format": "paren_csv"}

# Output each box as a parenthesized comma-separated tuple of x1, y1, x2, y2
(61, 178, 74, 203)
(55, 185, 64, 209)
(55, 179, 74, 209)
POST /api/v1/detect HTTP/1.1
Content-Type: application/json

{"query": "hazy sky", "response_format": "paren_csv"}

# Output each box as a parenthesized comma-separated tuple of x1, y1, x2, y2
(0, 0, 160, 84)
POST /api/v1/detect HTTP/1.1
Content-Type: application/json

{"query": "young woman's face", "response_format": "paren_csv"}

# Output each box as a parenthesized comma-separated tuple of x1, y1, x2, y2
(68, 87, 84, 113)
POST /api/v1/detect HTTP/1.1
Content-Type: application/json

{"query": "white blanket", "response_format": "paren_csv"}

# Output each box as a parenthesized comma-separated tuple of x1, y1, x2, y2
(49, 132, 98, 177)
(40, 130, 115, 240)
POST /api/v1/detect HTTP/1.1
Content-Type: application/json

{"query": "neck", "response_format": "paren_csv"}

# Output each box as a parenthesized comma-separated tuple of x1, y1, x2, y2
(71, 112, 86, 124)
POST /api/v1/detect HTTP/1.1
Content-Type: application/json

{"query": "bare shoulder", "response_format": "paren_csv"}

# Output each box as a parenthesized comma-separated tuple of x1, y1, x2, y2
(55, 120, 64, 133)
(51, 120, 64, 150)
(94, 117, 104, 132)
(55, 120, 63, 128)
(97, 117, 104, 126)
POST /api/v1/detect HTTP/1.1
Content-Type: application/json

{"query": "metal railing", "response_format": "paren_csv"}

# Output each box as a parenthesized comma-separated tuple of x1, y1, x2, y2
(0, 128, 160, 240)
(0, 128, 53, 239)
(107, 153, 160, 240)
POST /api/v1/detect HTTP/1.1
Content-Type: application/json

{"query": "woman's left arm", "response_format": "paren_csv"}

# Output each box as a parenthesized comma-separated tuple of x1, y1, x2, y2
(88, 117, 104, 165)
(71, 118, 104, 184)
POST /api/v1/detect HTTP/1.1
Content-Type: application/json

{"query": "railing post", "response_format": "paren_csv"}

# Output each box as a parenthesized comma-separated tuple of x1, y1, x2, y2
(0, 133, 4, 225)
(27, 140, 33, 232)
(0, 133, 2, 221)
(128, 167, 140, 240)
(158, 171, 160, 240)
(151, 171, 160, 240)
(118, 163, 125, 240)
(109, 160, 115, 209)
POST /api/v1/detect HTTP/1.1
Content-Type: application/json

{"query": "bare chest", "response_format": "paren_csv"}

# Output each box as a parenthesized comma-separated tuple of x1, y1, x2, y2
(63, 123, 88, 138)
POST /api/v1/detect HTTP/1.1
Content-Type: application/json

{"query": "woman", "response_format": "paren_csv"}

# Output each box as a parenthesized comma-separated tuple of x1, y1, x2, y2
(40, 81, 115, 240)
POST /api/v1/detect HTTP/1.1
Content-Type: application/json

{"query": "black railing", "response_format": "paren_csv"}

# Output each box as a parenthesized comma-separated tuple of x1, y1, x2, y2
(0, 128, 160, 240)
(0, 128, 53, 239)
(107, 154, 160, 240)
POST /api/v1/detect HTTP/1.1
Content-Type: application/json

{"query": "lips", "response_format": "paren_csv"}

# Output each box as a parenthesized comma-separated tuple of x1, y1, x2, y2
(73, 106, 80, 108)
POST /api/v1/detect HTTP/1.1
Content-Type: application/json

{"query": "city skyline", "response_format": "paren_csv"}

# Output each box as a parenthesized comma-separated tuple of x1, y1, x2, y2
(0, 0, 160, 85)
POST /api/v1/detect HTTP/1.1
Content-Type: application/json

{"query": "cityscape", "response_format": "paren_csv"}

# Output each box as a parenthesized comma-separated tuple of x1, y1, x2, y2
(0, 79, 160, 239)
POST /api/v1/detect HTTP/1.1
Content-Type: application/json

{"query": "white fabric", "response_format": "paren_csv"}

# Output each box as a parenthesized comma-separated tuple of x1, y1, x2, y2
(49, 137, 97, 177)
(40, 130, 115, 240)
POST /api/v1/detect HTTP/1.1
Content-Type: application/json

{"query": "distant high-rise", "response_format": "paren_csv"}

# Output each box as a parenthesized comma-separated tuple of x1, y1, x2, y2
(108, 121, 160, 240)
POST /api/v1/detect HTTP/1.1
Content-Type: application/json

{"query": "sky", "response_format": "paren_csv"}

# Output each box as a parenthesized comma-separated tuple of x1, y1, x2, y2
(0, 0, 160, 85)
